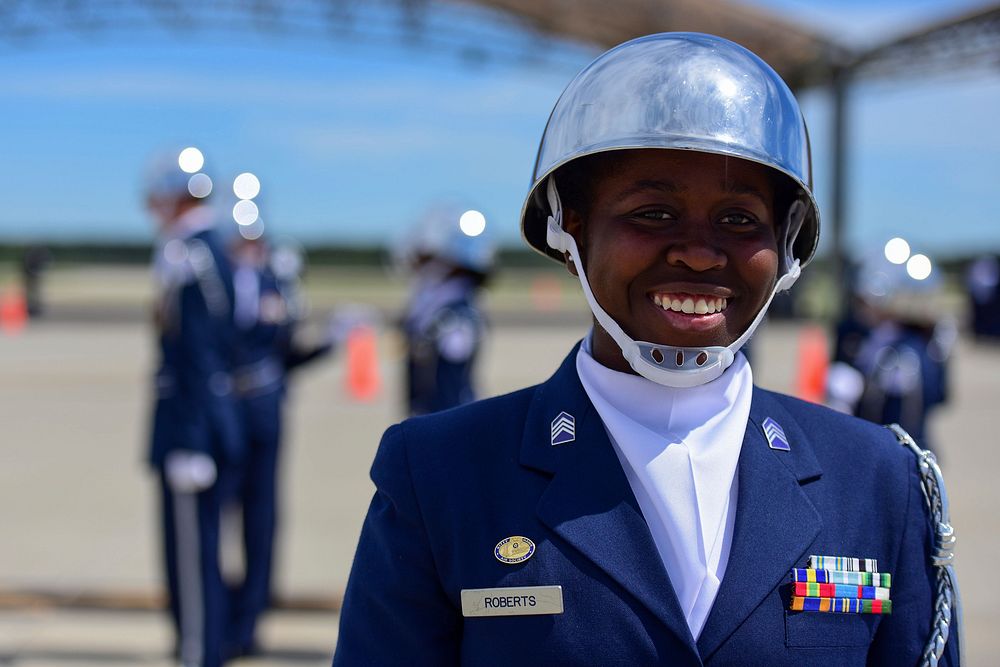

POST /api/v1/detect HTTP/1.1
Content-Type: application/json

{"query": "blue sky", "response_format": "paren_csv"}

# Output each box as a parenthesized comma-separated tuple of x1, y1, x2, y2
(0, 0, 997, 260)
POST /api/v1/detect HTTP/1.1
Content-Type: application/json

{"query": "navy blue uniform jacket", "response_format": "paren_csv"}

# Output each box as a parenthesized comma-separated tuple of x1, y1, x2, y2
(335, 345, 955, 666)
(149, 229, 243, 468)
(404, 293, 484, 416)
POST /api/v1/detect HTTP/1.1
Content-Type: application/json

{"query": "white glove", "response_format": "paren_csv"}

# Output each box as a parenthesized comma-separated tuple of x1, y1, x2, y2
(325, 311, 359, 348)
(825, 361, 865, 414)
(165, 450, 217, 493)
(324, 305, 381, 347)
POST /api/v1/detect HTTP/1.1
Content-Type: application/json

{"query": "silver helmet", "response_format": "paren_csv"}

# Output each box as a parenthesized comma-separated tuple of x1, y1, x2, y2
(520, 33, 820, 387)
(145, 146, 214, 202)
(396, 203, 496, 276)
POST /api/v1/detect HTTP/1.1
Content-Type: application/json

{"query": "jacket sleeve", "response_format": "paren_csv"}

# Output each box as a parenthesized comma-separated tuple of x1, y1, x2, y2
(173, 263, 244, 462)
(333, 424, 461, 666)
(284, 340, 333, 373)
(167, 279, 218, 457)
(867, 447, 959, 666)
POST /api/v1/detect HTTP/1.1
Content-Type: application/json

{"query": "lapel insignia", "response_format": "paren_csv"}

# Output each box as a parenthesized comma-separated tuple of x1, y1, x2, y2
(761, 416, 790, 451)
(550, 411, 575, 446)
(495, 536, 536, 564)
(789, 555, 893, 615)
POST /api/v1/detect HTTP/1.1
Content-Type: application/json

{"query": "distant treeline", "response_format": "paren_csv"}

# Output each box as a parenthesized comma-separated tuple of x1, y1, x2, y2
(0, 242, 987, 278)
(0, 241, 561, 270)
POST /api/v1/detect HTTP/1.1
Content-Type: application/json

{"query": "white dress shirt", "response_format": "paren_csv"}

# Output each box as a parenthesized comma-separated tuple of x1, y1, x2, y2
(576, 334, 752, 639)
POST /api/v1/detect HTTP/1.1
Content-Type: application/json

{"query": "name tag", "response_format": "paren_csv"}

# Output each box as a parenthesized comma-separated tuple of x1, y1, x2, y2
(461, 585, 564, 617)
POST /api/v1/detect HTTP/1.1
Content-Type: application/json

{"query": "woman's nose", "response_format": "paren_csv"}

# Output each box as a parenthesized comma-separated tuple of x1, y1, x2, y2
(665, 232, 727, 272)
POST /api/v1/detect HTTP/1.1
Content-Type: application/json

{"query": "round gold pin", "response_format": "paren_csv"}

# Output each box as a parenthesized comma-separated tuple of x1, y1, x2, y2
(494, 536, 535, 564)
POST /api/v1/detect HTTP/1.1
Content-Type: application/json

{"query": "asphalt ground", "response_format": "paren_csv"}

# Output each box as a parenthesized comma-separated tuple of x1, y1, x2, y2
(0, 265, 996, 665)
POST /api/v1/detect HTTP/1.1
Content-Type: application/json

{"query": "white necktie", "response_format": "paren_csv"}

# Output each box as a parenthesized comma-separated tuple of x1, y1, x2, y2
(647, 439, 705, 622)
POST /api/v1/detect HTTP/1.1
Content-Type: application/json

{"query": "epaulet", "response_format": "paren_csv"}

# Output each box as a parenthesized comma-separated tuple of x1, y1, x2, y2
(886, 424, 962, 666)
(185, 238, 230, 319)
(434, 300, 483, 328)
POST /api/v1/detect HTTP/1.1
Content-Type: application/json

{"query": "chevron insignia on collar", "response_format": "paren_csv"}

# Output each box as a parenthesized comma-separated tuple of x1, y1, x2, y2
(550, 411, 575, 446)
(762, 417, 790, 451)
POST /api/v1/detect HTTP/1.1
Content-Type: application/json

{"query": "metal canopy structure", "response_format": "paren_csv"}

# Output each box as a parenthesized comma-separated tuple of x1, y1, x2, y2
(11, 1, 997, 87)
(1, 0, 995, 87)
(853, 3, 1000, 79)
(454, 0, 845, 90)
(456, 0, 1000, 86)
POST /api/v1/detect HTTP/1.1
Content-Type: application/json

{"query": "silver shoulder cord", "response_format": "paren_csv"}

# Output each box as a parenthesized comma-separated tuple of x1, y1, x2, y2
(887, 423, 963, 667)
(186, 238, 230, 320)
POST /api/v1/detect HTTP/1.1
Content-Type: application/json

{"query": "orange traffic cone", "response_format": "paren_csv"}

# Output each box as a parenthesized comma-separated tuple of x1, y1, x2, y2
(0, 288, 28, 335)
(345, 324, 381, 401)
(795, 325, 829, 404)
(530, 275, 563, 312)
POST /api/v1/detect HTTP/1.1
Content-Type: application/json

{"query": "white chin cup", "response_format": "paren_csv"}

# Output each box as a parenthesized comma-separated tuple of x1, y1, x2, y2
(546, 178, 801, 388)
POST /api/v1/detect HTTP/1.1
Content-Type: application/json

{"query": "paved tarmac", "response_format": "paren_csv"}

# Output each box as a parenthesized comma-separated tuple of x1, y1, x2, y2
(0, 270, 997, 665)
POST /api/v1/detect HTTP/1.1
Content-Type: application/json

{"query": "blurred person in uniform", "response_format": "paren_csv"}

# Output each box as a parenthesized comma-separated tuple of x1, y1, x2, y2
(966, 253, 1000, 339)
(397, 205, 495, 416)
(829, 262, 873, 373)
(224, 224, 345, 656)
(146, 147, 242, 667)
(827, 250, 954, 452)
(335, 34, 960, 666)
(20, 244, 51, 317)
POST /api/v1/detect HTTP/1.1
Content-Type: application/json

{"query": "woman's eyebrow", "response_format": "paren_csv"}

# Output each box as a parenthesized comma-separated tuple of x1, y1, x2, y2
(613, 178, 767, 203)
(723, 181, 767, 201)
(613, 179, 684, 203)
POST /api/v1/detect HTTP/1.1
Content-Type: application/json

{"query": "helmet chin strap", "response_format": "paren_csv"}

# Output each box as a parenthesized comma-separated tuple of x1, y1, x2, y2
(546, 177, 804, 388)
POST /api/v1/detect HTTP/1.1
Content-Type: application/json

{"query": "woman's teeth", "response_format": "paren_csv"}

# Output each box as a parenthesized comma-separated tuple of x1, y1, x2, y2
(652, 294, 727, 315)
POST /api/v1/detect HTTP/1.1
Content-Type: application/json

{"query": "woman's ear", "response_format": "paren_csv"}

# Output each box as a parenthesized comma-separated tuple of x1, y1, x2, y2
(563, 208, 583, 277)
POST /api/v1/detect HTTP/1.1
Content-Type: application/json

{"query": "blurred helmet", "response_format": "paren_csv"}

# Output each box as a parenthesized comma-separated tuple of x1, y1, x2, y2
(401, 203, 496, 276)
(854, 247, 942, 324)
(519, 33, 819, 387)
(144, 146, 214, 202)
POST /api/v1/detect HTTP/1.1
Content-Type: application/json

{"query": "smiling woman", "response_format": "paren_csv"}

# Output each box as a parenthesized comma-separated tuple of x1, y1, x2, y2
(520, 29, 820, 388)
(561, 150, 780, 364)
(333, 32, 959, 667)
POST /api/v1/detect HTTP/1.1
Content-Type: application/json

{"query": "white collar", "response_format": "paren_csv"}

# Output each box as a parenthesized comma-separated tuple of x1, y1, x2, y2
(576, 331, 752, 639)
(578, 332, 751, 444)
